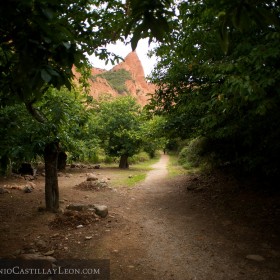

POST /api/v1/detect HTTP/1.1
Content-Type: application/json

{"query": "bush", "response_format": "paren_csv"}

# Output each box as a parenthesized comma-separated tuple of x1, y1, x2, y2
(178, 137, 208, 169)
(88, 150, 100, 163)
(129, 151, 150, 164)
(103, 155, 117, 164)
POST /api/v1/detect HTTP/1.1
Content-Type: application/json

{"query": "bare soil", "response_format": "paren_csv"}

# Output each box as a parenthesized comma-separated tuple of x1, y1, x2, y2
(1, 154, 280, 280)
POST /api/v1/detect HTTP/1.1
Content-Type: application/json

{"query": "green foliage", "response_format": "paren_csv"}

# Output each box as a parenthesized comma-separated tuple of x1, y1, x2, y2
(92, 69, 132, 94)
(0, 0, 173, 107)
(126, 173, 146, 187)
(150, 0, 280, 178)
(125, 0, 174, 50)
(178, 138, 206, 169)
(0, 104, 39, 173)
(140, 113, 168, 157)
(92, 96, 143, 161)
(0, 0, 126, 106)
(178, 137, 216, 171)
(129, 151, 150, 164)
(167, 153, 189, 177)
(0, 86, 98, 172)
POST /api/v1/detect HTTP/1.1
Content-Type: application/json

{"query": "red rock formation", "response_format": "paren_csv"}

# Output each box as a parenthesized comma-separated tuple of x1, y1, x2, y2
(78, 51, 156, 106)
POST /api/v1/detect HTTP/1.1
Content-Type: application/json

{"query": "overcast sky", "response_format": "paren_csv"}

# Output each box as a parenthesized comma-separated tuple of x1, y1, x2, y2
(88, 38, 158, 77)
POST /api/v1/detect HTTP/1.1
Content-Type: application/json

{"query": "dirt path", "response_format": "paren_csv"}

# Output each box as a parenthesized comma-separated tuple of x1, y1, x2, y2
(1, 154, 280, 279)
(86, 155, 280, 280)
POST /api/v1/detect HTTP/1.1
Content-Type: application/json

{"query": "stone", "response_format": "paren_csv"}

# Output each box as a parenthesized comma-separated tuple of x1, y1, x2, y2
(187, 184, 199, 191)
(86, 174, 99, 181)
(91, 204, 108, 218)
(94, 165, 101, 169)
(97, 180, 109, 188)
(76, 225, 84, 229)
(23, 186, 33, 193)
(66, 204, 88, 211)
(19, 253, 56, 263)
(24, 175, 35, 181)
(27, 182, 36, 188)
(246, 254, 265, 262)
(43, 250, 55, 256)
(35, 240, 47, 248)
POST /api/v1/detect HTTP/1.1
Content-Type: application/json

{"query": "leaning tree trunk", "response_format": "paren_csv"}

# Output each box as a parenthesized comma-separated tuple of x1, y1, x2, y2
(44, 142, 59, 212)
(119, 154, 129, 169)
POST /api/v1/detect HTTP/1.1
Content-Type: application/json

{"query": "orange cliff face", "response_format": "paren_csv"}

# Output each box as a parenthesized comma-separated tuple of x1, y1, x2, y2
(73, 51, 156, 106)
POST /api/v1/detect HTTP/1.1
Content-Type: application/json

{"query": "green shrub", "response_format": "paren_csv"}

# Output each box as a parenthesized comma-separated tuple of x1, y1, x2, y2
(129, 151, 150, 164)
(178, 137, 208, 168)
(104, 155, 117, 164)
(88, 150, 100, 163)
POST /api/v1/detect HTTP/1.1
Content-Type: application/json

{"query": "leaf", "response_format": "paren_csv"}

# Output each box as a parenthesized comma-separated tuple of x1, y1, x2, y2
(41, 8, 54, 20)
(62, 42, 71, 50)
(41, 69, 51, 83)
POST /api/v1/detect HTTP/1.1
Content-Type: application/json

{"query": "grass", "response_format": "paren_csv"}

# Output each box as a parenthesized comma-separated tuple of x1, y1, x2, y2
(167, 153, 199, 177)
(105, 156, 160, 188)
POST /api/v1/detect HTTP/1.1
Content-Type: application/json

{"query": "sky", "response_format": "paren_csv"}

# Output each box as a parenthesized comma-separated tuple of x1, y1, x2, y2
(88, 38, 158, 77)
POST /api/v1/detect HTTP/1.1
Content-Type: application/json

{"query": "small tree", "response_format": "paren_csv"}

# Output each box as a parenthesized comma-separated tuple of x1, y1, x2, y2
(0, 86, 93, 210)
(93, 96, 142, 168)
(140, 114, 167, 157)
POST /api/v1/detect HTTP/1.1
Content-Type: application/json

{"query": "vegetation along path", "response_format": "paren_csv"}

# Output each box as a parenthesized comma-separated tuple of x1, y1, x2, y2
(0, 154, 280, 279)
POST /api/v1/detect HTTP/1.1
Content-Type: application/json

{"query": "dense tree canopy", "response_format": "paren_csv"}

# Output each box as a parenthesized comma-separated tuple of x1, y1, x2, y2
(149, 0, 280, 177)
(0, 86, 91, 170)
(0, 0, 173, 108)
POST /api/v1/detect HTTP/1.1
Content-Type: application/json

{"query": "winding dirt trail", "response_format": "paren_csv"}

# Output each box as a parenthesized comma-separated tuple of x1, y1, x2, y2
(1, 154, 279, 280)
(88, 154, 280, 280)
(143, 153, 169, 184)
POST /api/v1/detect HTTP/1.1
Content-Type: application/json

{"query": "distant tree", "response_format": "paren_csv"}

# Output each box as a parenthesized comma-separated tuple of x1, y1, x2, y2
(140, 114, 167, 158)
(93, 96, 142, 168)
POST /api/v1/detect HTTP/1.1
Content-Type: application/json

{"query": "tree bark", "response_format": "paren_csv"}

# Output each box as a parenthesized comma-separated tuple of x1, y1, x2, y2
(119, 155, 129, 169)
(57, 151, 67, 170)
(44, 142, 59, 212)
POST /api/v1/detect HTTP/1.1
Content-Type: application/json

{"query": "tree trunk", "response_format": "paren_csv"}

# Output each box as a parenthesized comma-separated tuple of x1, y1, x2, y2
(57, 151, 67, 170)
(44, 142, 59, 212)
(119, 155, 129, 169)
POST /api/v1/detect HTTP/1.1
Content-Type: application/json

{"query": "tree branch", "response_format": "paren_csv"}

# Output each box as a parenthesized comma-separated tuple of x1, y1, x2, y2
(25, 101, 47, 124)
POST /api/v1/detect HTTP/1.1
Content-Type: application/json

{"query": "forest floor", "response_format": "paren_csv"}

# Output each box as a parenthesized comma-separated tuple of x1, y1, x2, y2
(0, 154, 280, 280)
